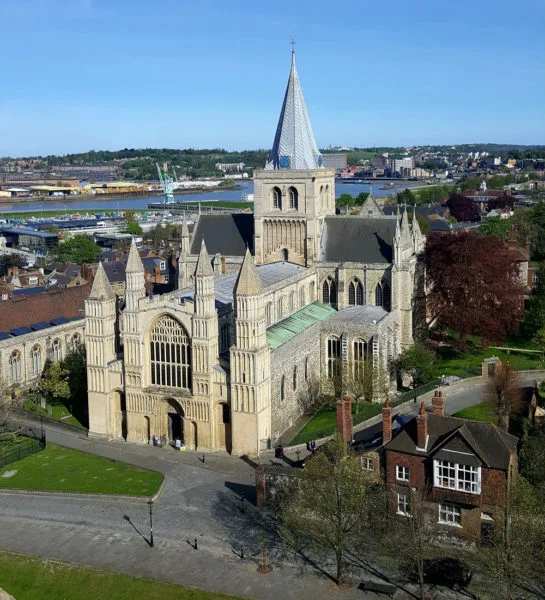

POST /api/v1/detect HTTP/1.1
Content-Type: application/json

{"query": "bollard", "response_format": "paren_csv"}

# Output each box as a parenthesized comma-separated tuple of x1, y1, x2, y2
(194, 537, 198, 550)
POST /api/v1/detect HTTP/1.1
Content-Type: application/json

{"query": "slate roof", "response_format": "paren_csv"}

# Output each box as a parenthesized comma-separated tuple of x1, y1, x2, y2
(320, 216, 397, 263)
(267, 302, 336, 350)
(326, 305, 388, 326)
(0, 285, 89, 332)
(386, 412, 518, 470)
(190, 214, 254, 257)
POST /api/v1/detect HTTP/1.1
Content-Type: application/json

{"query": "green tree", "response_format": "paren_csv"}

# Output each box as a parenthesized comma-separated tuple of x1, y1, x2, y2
(355, 192, 369, 206)
(124, 211, 143, 235)
(519, 420, 545, 498)
(38, 360, 70, 402)
(55, 236, 101, 265)
(523, 263, 545, 341)
(415, 215, 430, 235)
(480, 217, 512, 239)
(280, 436, 371, 585)
(63, 343, 88, 426)
(335, 194, 355, 211)
(394, 343, 436, 387)
(477, 475, 545, 600)
(0, 254, 26, 270)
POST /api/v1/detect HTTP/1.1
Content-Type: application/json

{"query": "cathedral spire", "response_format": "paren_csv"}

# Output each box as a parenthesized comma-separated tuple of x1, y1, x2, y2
(90, 261, 114, 300)
(126, 238, 144, 274)
(265, 51, 322, 170)
(234, 247, 262, 296)
(195, 239, 213, 277)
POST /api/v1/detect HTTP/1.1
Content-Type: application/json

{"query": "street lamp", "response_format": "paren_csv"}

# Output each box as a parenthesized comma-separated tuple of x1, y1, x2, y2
(148, 499, 154, 548)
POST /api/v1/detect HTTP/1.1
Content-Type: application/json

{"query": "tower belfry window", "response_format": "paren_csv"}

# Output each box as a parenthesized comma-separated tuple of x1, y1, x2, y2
(272, 186, 282, 210)
(288, 187, 298, 210)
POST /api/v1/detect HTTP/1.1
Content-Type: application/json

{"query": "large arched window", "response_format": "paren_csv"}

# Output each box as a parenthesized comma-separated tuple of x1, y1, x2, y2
(71, 333, 82, 352)
(353, 339, 368, 380)
(375, 283, 383, 307)
(288, 186, 298, 210)
(8, 351, 21, 383)
(322, 278, 337, 308)
(348, 279, 364, 306)
(272, 186, 282, 210)
(31, 345, 42, 376)
(150, 315, 192, 390)
(327, 337, 341, 380)
(52, 338, 62, 362)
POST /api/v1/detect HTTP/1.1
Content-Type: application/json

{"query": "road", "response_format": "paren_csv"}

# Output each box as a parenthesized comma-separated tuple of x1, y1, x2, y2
(0, 373, 542, 599)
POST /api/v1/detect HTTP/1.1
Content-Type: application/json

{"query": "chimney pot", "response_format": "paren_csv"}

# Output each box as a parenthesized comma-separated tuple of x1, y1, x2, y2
(432, 390, 444, 416)
(382, 400, 392, 444)
(337, 395, 353, 444)
(416, 401, 428, 450)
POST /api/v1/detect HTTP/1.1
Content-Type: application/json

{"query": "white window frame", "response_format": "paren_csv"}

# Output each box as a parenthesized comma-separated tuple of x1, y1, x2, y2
(396, 465, 410, 482)
(434, 460, 481, 494)
(438, 503, 462, 527)
(361, 456, 373, 471)
(397, 493, 411, 516)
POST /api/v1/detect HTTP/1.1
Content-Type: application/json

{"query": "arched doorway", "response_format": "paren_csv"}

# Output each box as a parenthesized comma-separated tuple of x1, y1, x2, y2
(166, 398, 184, 445)
(144, 415, 151, 444)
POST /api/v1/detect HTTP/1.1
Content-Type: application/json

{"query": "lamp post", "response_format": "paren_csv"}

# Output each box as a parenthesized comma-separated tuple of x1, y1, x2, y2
(148, 499, 154, 548)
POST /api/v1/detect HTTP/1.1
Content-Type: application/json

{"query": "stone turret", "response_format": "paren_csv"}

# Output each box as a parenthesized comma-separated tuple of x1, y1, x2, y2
(86, 262, 117, 438)
(177, 216, 191, 289)
(230, 248, 271, 455)
(411, 205, 425, 253)
(125, 239, 145, 311)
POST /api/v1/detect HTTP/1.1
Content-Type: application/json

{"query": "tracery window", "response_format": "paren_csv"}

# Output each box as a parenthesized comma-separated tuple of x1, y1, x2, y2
(348, 279, 364, 306)
(288, 186, 298, 210)
(31, 345, 42, 376)
(353, 339, 368, 380)
(8, 351, 21, 383)
(327, 337, 341, 380)
(272, 186, 282, 210)
(52, 339, 62, 362)
(149, 315, 192, 390)
(322, 278, 337, 308)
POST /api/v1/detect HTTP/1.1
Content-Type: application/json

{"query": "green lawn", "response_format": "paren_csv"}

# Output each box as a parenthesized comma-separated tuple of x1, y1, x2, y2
(0, 443, 162, 496)
(0, 552, 244, 600)
(453, 402, 496, 423)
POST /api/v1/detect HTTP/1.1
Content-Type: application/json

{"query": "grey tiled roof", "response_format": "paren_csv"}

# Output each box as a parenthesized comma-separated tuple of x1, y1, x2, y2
(320, 216, 397, 263)
(326, 305, 388, 325)
(386, 413, 518, 470)
(190, 214, 254, 257)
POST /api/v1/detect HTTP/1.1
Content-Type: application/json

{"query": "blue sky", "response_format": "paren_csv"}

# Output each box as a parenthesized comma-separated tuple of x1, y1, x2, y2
(1, 0, 544, 156)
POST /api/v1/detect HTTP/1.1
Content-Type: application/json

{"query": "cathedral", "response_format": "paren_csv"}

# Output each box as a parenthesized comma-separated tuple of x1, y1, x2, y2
(86, 52, 425, 456)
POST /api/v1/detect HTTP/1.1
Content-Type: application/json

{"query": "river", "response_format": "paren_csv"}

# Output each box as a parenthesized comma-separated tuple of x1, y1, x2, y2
(0, 181, 409, 214)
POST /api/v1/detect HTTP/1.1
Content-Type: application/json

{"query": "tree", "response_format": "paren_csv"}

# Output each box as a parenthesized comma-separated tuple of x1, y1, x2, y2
(279, 436, 371, 585)
(519, 420, 545, 499)
(124, 211, 143, 235)
(424, 232, 526, 347)
(477, 475, 545, 600)
(523, 263, 545, 342)
(445, 193, 480, 222)
(63, 343, 88, 425)
(379, 486, 442, 600)
(486, 360, 521, 431)
(38, 360, 70, 403)
(335, 194, 355, 211)
(55, 235, 102, 265)
(355, 192, 369, 206)
(479, 217, 512, 240)
(415, 215, 430, 236)
(0, 253, 26, 270)
(395, 344, 436, 387)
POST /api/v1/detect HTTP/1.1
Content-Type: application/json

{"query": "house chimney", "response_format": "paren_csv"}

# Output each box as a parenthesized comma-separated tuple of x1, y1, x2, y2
(382, 398, 392, 444)
(432, 390, 444, 416)
(416, 401, 428, 451)
(336, 395, 353, 444)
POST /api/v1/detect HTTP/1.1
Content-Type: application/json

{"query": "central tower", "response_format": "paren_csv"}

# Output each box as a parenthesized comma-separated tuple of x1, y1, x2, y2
(253, 51, 335, 266)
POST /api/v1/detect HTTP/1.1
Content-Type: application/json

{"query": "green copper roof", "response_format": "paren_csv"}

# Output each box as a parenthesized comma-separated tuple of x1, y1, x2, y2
(267, 302, 336, 350)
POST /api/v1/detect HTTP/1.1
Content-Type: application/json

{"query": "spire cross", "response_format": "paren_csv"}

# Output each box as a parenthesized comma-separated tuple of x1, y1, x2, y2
(290, 36, 296, 54)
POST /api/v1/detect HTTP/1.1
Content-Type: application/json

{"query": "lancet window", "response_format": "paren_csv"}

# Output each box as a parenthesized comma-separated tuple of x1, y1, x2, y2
(322, 278, 337, 308)
(8, 351, 21, 383)
(288, 186, 298, 210)
(272, 186, 282, 210)
(31, 345, 42, 376)
(348, 279, 364, 306)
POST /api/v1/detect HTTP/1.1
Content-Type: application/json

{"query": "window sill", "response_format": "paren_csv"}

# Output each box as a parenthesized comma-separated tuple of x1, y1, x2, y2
(438, 521, 462, 528)
(397, 511, 411, 517)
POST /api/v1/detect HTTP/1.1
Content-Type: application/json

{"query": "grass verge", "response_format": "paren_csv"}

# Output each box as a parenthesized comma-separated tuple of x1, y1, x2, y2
(0, 442, 162, 496)
(453, 402, 496, 423)
(24, 400, 83, 428)
(0, 552, 244, 600)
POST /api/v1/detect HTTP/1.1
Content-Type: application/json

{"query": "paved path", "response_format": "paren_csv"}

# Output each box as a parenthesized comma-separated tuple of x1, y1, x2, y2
(1, 373, 542, 599)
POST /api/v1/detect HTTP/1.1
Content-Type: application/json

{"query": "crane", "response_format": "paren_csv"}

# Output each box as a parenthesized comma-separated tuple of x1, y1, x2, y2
(156, 163, 175, 205)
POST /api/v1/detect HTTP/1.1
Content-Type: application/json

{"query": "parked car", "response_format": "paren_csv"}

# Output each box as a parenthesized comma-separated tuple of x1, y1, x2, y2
(422, 558, 472, 590)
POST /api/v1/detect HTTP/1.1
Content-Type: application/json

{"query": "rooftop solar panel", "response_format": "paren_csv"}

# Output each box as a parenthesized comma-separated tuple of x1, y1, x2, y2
(50, 317, 69, 326)
(30, 322, 52, 331)
(0, 332, 12, 341)
(10, 326, 32, 336)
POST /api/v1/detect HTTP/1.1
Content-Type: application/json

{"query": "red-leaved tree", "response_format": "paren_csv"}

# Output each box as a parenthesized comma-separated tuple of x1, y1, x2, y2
(424, 232, 526, 347)
(446, 193, 480, 222)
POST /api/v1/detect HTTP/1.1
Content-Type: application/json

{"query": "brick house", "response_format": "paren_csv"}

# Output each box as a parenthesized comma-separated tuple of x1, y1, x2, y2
(383, 391, 518, 543)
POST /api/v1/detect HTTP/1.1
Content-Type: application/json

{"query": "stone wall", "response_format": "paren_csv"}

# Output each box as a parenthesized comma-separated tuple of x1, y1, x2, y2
(255, 464, 302, 510)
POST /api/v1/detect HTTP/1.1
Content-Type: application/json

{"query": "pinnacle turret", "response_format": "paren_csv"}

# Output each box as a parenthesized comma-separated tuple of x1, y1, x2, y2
(234, 248, 262, 296)
(126, 238, 144, 273)
(90, 261, 114, 300)
(195, 239, 213, 277)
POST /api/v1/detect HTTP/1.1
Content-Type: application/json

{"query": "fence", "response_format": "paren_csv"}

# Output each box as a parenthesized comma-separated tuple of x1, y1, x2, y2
(0, 421, 46, 469)
(10, 407, 88, 437)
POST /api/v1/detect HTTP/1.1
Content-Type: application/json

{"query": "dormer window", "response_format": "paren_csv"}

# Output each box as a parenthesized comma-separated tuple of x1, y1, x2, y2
(434, 460, 481, 494)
